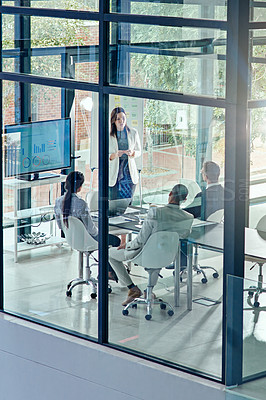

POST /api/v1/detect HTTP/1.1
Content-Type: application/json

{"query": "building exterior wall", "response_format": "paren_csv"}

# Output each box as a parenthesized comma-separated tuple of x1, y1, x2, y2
(0, 314, 225, 400)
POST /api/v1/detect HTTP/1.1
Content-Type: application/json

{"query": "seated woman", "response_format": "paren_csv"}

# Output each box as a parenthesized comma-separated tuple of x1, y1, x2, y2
(54, 171, 120, 281)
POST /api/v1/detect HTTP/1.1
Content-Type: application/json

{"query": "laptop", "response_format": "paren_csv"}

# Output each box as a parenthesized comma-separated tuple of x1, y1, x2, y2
(108, 198, 131, 217)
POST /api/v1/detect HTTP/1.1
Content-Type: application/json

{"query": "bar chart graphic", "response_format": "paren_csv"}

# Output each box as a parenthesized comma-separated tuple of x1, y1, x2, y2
(34, 143, 45, 153)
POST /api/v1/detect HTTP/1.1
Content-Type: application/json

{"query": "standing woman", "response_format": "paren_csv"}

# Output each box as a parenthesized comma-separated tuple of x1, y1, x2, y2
(109, 107, 141, 202)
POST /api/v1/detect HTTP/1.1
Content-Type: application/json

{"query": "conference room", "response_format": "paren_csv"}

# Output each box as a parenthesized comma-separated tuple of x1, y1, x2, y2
(2, 2, 266, 387)
(3, 82, 266, 383)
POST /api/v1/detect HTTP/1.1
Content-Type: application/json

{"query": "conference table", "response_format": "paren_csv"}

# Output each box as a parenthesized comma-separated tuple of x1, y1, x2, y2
(185, 222, 266, 310)
(106, 209, 266, 311)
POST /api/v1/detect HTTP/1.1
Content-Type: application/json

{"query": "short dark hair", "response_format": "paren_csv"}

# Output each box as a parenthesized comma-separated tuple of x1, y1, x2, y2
(171, 184, 188, 204)
(203, 161, 220, 183)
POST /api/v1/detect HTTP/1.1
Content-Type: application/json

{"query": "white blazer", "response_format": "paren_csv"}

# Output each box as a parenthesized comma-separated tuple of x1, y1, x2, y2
(109, 128, 141, 187)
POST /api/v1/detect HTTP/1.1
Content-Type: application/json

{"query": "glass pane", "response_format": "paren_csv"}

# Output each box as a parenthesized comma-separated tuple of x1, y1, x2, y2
(227, 273, 266, 381)
(249, 107, 266, 228)
(109, 23, 226, 97)
(111, 0, 227, 20)
(243, 275, 266, 379)
(250, 1, 266, 22)
(250, 30, 266, 100)
(3, 81, 99, 339)
(107, 94, 225, 379)
(2, 15, 99, 83)
(2, 0, 98, 11)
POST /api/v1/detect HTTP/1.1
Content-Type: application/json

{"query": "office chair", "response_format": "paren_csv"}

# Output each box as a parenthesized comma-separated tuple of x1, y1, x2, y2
(246, 215, 266, 308)
(85, 190, 98, 212)
(179, 178, 201, 209)
(61, 215, 98, 298)
(207, 209, 224, 224)
(122, 231, 179, 320)
(180, 209, 222, 284)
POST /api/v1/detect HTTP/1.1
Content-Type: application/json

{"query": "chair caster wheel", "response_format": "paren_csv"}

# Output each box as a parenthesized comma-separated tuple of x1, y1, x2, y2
(197, 271, 201, 275)
(168, 310, 174, 316)
(145, 314, 152, 320)
(132, 304, 137, 309)
(254, 301, 260, 308)
(213, 272, 219, 279)
(108, 287, 112, 294)
(201, 278, 208, 284)
(122, 309, 129, 316)
(91, 292, 97, 299)
(160, 303, 166, 310)
(66, 290, 72, 297)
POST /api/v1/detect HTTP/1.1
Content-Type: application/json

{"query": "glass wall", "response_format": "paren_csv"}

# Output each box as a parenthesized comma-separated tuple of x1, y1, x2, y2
(107, 95, 225, 378)
(2, 0, 266, 388)
(1, 0, 99, 12)
(110, 22, 226, 97)
(2, 14, 99, 82)
(2, 82, 99, 338)
(248, 107, 266, 228)
(110, 0, 227, 20)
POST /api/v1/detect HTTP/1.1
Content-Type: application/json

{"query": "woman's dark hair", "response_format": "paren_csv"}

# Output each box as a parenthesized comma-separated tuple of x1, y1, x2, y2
(63, 171, 84, 227)
(110, 107, 130, 138)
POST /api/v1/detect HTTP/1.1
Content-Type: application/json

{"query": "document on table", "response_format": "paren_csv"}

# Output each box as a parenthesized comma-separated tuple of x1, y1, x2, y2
(192, 219, 216, 227)
(109, 216, 129, 224)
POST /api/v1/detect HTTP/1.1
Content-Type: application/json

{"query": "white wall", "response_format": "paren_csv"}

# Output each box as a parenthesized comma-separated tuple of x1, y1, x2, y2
(0, 313, 226, 400)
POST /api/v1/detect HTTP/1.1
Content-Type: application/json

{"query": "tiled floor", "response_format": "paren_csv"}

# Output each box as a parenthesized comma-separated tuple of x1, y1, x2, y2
(3, 226, 266, 388)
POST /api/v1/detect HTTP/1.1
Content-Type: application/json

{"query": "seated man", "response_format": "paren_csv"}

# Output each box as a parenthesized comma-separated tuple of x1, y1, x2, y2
(109, 184, 194, 306)
(186, 161, 224, 220)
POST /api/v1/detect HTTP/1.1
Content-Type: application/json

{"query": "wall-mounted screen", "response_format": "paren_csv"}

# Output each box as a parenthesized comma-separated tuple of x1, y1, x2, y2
(4, 118, 71, 178)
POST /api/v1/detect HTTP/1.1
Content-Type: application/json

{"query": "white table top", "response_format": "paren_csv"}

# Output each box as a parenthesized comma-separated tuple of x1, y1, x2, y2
(3, 174, 66, 189)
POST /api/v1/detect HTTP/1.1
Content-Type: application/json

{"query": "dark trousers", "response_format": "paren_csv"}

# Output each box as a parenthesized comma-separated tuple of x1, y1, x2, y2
(94, 233, 121, 277)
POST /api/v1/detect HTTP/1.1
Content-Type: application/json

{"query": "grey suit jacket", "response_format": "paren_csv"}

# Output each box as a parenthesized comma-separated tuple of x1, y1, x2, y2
(124, 204, 194, 259)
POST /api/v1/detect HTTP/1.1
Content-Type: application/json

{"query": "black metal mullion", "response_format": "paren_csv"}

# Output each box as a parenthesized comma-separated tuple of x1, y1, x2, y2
(103, 85, 226, 108)
(0, 72, 99, 92)
(105, 13, 228, 30)
(98, 0, 109, 345)
(223, 0, 250, 387)
(0, 8, 3, 311)
(249, 21, 266, 29)
(248, 99, 266, 108)
(0, 5, 100, 20)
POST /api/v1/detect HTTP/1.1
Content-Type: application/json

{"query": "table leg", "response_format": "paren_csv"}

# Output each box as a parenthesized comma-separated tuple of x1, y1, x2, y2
(14, 186, 18, 263)
(187, 243, 193, 310)
(127, 232, 133, 271)
(174, 246, 181, 307)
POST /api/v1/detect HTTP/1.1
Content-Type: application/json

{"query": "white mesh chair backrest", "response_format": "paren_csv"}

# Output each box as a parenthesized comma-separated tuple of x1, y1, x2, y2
(62, 215, 98, 252)
(207, 209, 224, 224)
(256, 215, 266, 232)
(130, 231, 179, 269)
(85, 190, 98, 212)
(179, 178, 201, 208)
(256, 215, 266, 240)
